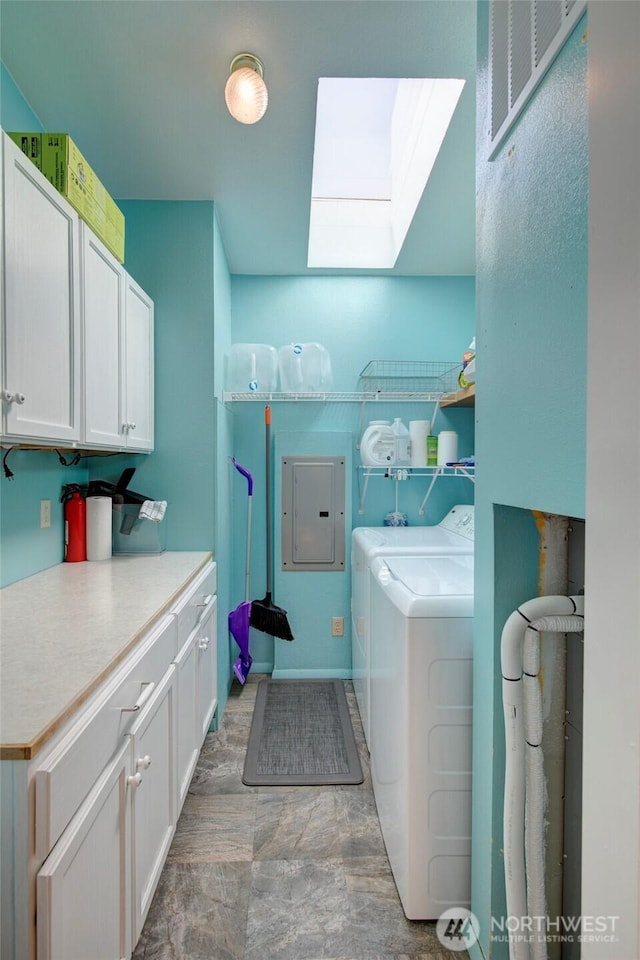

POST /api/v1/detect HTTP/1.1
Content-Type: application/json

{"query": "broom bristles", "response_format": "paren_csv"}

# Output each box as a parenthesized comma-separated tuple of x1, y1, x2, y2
(250, 595, 294, 641)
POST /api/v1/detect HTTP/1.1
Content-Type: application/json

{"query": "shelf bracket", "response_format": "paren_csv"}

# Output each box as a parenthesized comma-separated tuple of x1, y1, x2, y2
(358, 468, 373, 515)
(418, 467, 443, 516)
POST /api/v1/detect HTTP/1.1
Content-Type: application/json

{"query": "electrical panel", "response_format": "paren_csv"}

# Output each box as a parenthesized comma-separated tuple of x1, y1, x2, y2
(281, 456, 345, 571)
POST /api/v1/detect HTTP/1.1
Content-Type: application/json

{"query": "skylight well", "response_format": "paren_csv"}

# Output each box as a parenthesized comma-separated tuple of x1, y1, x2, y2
(307, 76, 465, 270)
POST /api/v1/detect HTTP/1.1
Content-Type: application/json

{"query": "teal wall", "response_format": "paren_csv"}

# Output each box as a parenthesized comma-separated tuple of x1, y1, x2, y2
(471, 8, 588, 958)
(212, 212, 234, 717)
(0, 452, 87, 587)
(229, 276, 476, 674)
(96, 200, 217, 553)
(0, 61, 44, 132)
(89, 200, 234, 719)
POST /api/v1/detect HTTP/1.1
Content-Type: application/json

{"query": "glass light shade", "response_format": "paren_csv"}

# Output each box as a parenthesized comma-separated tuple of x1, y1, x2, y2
(225, 63, 268, 125)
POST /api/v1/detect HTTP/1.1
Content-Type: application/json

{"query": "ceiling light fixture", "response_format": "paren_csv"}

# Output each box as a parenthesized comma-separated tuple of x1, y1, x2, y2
(225, 53, 268, 125)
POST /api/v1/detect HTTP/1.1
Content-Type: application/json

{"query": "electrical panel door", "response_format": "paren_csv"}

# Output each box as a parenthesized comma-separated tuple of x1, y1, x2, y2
(281, 456, 345, 571)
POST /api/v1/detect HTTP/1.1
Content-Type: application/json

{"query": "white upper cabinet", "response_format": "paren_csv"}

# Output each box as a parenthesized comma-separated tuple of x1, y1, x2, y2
(82, 223, 125, 448)
(1, 131, 154, 452)
(123, 276, 154, 452)
(1, 132, 81, 442)
(82, 227, 154, 451)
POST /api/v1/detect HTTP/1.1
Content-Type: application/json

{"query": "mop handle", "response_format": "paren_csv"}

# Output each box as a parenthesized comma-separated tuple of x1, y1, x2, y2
(265, 405, 272, 594)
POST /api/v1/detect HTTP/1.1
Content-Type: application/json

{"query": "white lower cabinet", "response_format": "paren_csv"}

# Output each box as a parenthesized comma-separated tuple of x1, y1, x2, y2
(2, 559, 217, 960)
(197, 598, 218, 740)
(37, 664, 178, 959)
(175, 630, 200, 810)
(129, 665, 176, 941)
(175, 588, 218, 810)
(36, 739, 133, 960)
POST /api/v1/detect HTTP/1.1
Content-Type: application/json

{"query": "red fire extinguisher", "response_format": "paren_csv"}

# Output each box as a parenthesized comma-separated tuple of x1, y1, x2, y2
(62, 486, 86, 562)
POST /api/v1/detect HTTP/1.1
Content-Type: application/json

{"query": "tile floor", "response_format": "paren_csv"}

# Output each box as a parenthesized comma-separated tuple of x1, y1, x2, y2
(133, 677, 468, 960)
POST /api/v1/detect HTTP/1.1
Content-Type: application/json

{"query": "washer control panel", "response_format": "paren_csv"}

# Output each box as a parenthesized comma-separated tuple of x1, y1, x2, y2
(438, 504, 475, 541)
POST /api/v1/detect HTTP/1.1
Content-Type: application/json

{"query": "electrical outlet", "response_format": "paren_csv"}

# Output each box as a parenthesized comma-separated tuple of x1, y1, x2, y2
(331, 617, 344, 637)
(40, 499, 51, 529)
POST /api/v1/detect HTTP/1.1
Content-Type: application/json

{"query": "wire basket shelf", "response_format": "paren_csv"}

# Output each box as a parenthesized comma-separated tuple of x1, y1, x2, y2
(358, 360, 460, 396)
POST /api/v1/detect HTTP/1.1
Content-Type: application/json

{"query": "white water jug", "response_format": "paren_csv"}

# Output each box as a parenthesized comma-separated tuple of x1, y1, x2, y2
(360, 421, 395, 466)
(392, 418, 410, 466)
(278, 342, 333, 392)
(226, 343, 278, 393)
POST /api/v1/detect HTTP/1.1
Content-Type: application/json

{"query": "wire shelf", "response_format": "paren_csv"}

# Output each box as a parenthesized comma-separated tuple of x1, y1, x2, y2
(222, 390, 445, 402)
(358, 360, 460, 396)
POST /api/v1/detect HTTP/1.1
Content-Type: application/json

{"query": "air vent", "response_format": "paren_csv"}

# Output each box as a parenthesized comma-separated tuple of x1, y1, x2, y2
(534, 0, 563, 66)
(510, 0, 533, 105)
(490, 1, 510, 140)
(489, 0, 586, 158)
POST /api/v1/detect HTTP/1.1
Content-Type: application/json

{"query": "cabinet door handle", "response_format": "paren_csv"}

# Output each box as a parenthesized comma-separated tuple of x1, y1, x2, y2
(122, 422, 129, 433)
(198, 637, 210, 650)
(120, 681, 155, 712)
(129, 422, 136, 431)
(127, 773, 143, 788)
(196, 594, 214, 608)
(136, 755, 152, 770)
(1, 390, 25, 404)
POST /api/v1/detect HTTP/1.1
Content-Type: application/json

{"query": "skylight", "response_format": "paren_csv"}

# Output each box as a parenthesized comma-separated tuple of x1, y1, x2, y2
(307, 77, 465, 269)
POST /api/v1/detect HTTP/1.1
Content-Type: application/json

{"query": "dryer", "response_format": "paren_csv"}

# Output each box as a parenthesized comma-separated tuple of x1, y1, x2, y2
(350, 505, 474, 747)
(369, 552, 473, 919)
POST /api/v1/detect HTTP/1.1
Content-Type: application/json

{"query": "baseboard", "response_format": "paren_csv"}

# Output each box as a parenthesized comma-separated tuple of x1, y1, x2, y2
(271, 667, 352, 681)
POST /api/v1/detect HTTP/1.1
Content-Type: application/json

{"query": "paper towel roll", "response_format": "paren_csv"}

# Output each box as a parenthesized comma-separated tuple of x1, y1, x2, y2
(437, 431, 458, 466)
(86, 496, 112, 561)
(409, 420, 430, 467)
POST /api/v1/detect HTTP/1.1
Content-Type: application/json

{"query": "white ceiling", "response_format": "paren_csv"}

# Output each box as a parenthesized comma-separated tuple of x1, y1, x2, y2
(0, 1, 476, 277)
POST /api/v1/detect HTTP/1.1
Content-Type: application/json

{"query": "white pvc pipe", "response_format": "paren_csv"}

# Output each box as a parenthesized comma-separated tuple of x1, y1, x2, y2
(501, 596, 585, 960)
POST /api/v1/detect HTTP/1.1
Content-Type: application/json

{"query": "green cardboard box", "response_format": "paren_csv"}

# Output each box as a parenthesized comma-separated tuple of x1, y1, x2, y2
(9, 132, 125, 263)
(9, 133, 42, 165)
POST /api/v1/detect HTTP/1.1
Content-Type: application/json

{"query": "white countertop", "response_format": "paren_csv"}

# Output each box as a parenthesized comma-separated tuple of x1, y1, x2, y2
(0, 552, 213, 760)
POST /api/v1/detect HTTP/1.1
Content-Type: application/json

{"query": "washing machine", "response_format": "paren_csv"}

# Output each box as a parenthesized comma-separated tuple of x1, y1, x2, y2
(350, 505, 474, 748)
(369, 552, 473, 919)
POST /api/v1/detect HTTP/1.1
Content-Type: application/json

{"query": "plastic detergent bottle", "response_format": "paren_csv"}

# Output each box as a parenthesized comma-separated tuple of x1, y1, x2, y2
(360, 421, 395, 466)
(392, 418, 410, 466)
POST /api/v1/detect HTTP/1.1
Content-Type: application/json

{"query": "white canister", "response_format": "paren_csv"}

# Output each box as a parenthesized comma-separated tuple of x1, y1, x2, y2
(437, 431, 458, 466)
(409, 420, 430, 467)
(86, 496, 112, 560)
(360, 421, 395, 466)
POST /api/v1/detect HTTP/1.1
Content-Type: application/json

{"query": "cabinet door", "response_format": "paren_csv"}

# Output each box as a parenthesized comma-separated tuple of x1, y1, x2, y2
(81, 224, 125, 447)
(196, 597, 218, 740)
(36, 739, 132, 960)
(129, 665, 176, 942)
(174, 629, 199, 812)
(123, 275, 154, 451)
(2, 133, 80, 442)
